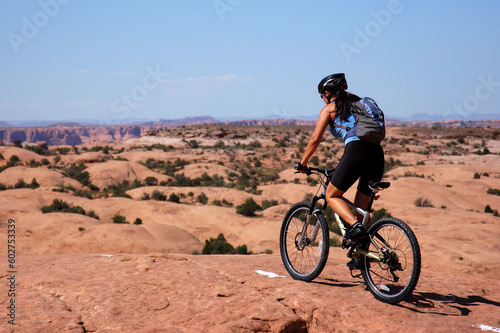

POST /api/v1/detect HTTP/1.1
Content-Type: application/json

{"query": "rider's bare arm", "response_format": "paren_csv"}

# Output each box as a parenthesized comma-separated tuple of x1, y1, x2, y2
(300, 104, 336, 168)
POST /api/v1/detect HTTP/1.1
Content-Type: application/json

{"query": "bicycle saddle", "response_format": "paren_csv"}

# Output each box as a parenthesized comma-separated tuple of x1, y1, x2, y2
(368, 181, 391, 190)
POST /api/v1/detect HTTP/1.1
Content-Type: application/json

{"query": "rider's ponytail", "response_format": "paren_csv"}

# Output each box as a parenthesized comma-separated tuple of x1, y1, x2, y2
(334, 90, 361, 121)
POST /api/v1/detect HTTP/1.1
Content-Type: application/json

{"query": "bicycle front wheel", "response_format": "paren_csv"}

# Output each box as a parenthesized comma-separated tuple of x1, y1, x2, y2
(361, 217, 421, 304)
(280, 201, 330, 281)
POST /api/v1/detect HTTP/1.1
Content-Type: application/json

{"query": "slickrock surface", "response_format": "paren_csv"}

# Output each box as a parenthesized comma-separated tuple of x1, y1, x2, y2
(1, 253, 499, 332)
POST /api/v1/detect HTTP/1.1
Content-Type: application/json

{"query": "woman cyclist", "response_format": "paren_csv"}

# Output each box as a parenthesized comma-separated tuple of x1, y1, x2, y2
(296, 73, 385, 262)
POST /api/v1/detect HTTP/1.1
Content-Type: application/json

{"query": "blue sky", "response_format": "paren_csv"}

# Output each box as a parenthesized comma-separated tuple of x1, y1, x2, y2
(1, 0, 500, 123)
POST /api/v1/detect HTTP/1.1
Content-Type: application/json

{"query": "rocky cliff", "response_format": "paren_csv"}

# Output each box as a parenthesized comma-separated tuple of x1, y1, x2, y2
(0, 125, 144, 145)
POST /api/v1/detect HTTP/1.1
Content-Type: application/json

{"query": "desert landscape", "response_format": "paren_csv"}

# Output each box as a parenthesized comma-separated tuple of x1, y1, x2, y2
(1, 123, 500, 332)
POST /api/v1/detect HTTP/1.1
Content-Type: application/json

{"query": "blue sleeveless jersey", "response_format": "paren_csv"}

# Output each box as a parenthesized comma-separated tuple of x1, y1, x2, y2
(329, 105, 360, 145)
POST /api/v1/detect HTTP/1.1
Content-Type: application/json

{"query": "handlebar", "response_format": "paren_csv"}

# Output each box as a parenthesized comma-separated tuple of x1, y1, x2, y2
(294, 162, 335, 177)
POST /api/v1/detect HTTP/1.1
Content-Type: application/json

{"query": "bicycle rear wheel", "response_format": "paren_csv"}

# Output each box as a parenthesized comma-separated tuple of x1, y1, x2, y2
(280, 201, 330, 281)
(360, 217, 421, 304)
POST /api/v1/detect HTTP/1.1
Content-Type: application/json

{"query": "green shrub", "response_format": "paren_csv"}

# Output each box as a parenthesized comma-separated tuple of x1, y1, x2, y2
(30, 178, 40, 189)
(168, 193, 180, 203)
(235, 244, 248, 254)
(487, 188, 500, 196)
(236, 198, 262, 217)
(87, 210, 100, 220)
(144, 176, 158, 186)
(197, 192, 208, 204)
(414, 197, 434, 208)
(202, 234, 234, 254)
(201, 234, 249, 255)
(151, 190, 166, 201)
(222, 199, 233, 207)
(261, 199, 279, 210)
(41, 199, 98, 219)
(372, 207, 391, 222)
(134, 218, 143, 225)
(112, 215, 129, 224)
(62, 163, 96, 189)
(14, 179, 27, 189)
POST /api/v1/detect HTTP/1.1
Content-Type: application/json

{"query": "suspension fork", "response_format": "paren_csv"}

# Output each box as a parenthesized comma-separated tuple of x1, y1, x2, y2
(297, 196, 323, 247)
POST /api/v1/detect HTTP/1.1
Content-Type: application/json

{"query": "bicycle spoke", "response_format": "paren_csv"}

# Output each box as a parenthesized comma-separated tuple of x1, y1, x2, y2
(280, 202, 329, 281)
(361, 217, 421, 304)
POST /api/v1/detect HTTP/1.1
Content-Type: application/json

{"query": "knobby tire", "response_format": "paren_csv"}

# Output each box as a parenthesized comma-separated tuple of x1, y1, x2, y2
(280, 201, 330, 281)
(360, 217, 421, 304)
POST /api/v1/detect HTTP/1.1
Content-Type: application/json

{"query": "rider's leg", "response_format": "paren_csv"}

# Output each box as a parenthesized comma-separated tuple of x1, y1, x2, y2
(354, 190, 371, 225)
(325, 183, 357, 225)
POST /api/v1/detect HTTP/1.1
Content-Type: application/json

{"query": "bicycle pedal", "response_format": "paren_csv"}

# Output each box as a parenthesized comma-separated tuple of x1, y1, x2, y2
(341, 238, 354, 249)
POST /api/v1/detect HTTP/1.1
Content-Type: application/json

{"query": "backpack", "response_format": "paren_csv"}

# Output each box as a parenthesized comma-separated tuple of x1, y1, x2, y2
(334, 97, 386, 144)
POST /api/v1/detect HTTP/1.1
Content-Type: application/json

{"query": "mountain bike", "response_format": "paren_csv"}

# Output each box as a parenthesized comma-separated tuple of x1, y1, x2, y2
(279, 165, 421, 304)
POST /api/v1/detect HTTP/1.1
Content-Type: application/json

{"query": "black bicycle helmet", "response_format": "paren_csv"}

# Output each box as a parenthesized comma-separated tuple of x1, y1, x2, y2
(318, 73, 347, 95)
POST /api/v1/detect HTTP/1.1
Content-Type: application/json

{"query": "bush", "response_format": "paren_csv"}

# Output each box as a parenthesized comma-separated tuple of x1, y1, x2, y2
(474, 172, 481, 179)
(201, 233, 249, 255)
(372, 207, 391, 222)
(414, 197, 434, 208)
(87, 210, 100, 220)
(14, 179, 27, 189)
(236, 198, 262, 217)
(134, 218, 143, 225)
(222, 199, 233, 207)
(144, 176, 158, 186)
(487, 188, 500, 196)
(197, 192, 208, 205)
(168, 193, 180, 203)
(41, 199, 98, 219)
(30, 178, 40, 189)
(261, 199, 278, 210)
(151, 190, 166, 201)
(235, 244, 248, 254)
(62, 163, 94, 188)
(202, 234, 234, 254)
(112, 215, 129, 224)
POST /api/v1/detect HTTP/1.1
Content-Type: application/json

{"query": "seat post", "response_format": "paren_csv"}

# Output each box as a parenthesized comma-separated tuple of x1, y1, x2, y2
(366, 191, 377, 213)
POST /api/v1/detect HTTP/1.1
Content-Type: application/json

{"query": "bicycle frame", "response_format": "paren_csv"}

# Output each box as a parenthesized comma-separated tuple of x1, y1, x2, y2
(296, 167, 388, 262)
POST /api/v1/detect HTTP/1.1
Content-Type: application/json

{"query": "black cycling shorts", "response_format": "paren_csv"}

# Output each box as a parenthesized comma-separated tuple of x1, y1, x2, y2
(331, 140, 384, 196)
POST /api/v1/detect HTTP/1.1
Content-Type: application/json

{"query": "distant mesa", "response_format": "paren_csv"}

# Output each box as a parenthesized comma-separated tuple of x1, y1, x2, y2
(0, 115, 499, 146)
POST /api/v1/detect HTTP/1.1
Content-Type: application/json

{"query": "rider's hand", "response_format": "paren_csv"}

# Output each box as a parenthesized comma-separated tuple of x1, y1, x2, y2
(294, 162, 310, 175)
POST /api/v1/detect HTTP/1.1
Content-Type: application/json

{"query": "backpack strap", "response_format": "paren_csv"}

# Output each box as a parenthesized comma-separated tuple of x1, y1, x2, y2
(352, 100, 365, 116)
(330, 99, 366, 131)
